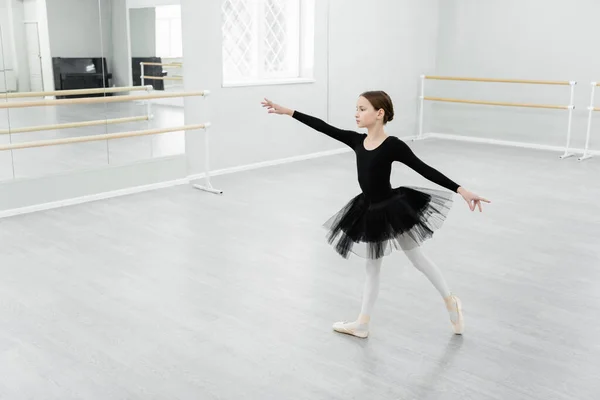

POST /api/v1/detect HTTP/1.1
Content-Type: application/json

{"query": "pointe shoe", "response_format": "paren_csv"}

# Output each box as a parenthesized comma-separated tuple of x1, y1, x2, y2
(332, 321, 369, 338)
(445, 294, 464, 335)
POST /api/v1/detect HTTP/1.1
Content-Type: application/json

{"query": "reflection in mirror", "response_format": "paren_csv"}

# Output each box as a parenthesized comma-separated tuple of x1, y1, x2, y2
(0, 0, 185, 181)
(102, 1, 185, 163)
(131, 5, 183, 97)
(101, 0, 153, 165)
(1, 0, 110, 179)
(0, 0, 15, 181)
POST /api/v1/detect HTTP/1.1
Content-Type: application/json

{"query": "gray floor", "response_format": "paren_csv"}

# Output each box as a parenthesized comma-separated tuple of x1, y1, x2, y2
(1, 139, 599, 399)
(0, 101, 184, 181)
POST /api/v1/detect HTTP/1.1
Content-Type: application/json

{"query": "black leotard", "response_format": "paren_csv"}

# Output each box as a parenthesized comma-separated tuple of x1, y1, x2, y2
(292, 111, 460, 202)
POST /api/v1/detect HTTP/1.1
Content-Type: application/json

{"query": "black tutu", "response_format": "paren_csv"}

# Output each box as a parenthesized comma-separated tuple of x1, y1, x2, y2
(323, 186, 454, 259)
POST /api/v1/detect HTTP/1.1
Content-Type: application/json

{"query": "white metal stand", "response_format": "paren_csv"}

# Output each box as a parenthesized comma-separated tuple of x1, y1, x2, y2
(192, 122, 223, 194)
(559, 81, 577, 159)
(579, 82, 596, 162)
(191, 90, 223, 195)
(145, 92, 153, 120)
(416, 74, 426, 141)
(144, 85, 154, 157)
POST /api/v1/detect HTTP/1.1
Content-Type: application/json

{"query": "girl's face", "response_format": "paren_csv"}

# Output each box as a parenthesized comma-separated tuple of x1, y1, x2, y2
(355, 96, 383, 128)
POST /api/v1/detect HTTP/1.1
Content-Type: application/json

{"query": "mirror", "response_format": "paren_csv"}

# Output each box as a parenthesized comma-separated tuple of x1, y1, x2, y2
(0, 0, 109, 179)
(0, 0, 15, 181)
(0, 0, 185, 181)
(114, 2, 185, 160)
(130, 5, 183, 95)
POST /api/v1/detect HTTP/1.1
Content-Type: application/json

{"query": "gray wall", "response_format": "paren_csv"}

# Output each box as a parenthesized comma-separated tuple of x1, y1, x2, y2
(182, 0, 329, 176)
(110, 0, 130, 88)
(10, 0, 31, 92)
(46, 0, 111, 61)
(0, 0, 23, 91)
(328, 0, 440, 139)
(129, 8, 156, 58)
(431, 0, 600, 150)
(0, 0, 12, 71)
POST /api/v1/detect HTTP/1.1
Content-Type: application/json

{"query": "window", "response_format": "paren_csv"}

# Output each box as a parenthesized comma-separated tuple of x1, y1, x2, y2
(221, 0, 314, 86)
(155, 5, 182, 58)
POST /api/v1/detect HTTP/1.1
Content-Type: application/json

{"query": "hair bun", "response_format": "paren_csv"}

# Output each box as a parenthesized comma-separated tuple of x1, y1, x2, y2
(359, 90, 395, 125)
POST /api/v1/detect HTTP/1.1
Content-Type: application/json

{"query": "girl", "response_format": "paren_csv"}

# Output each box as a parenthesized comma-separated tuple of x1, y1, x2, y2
(261, 91, 490, 338)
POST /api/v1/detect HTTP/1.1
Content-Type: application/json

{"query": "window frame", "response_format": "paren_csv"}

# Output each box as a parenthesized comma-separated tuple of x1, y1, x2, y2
(221, 0, 315, 88)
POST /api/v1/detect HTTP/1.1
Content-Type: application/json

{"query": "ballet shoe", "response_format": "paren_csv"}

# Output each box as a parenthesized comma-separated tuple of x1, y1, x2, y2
(444, 294, 464, 335)
(332, 320, 369, 338)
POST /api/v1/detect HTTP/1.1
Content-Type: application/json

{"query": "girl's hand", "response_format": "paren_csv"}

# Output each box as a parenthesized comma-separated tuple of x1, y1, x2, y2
(261, 98, 292, 115)
(458, 187, 491, 212)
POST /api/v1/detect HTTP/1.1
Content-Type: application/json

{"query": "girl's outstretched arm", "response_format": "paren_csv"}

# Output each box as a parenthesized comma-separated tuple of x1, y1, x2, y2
(262, 98, 361, 148)
(391, 137, 491, 212)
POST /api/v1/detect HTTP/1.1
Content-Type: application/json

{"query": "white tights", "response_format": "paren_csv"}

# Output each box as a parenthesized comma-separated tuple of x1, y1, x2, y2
(355, 244, 451, 327)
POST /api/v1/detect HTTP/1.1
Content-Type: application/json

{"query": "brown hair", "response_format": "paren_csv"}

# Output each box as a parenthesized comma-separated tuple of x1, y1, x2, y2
(360, 90, 394, 124)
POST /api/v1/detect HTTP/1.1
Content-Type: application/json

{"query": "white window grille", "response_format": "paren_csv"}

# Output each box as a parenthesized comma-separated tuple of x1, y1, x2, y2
(221, 0, 314, 86)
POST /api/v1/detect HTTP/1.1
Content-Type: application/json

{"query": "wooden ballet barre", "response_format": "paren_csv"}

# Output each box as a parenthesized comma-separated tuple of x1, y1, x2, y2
(140, 62, 182, 67)
(0, 91, 207, 110)
(424, 76, 572, 86)
(142, 76, 183, 81)
(0, 124, 207, 151)
(2, 85, 153, 99)
(0, 115, 149, 135)
(424, 96, 570, 110)
(418, 74, 577, 158)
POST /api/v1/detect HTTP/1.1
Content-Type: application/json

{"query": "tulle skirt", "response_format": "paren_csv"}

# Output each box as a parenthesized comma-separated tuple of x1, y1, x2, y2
(323, 186, 454, 259)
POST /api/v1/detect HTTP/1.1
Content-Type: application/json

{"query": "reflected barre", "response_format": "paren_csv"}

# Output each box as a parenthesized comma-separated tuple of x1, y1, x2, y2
(141, 62, 182, 67)
(0, 91, 207, 109)
(2, 85, 153, 99)
(140, 61, 183, 86)
(418, 75, 577, 159)
(0, 88, 222, 195)
(0, 124, 207, 151)
(0, 116, 150, 135)
(0, 86, 156, 136)
(142, 76, 183, 81)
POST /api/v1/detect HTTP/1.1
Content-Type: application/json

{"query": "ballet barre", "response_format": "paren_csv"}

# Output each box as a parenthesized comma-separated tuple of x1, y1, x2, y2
(418, 75, 577, 159)
(423, 76, 572, 86)
(423, 97, 569, 110)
